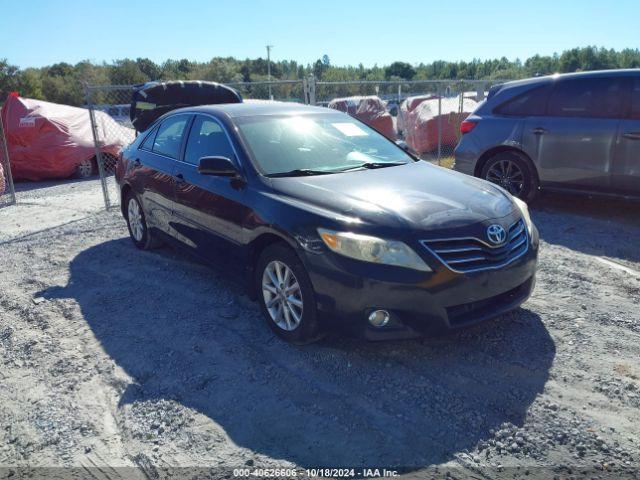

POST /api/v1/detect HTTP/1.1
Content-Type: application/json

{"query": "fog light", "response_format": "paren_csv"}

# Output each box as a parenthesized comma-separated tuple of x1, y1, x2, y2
(368, 310, 390, 327)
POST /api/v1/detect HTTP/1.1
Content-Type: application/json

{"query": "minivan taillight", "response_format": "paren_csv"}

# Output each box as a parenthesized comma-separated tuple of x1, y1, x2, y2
(460, 120, 477, 135)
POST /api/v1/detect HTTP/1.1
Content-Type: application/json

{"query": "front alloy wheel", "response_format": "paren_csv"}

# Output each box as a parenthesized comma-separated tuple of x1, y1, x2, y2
(256, 243, 322, 344)
(262, 260, 304, 331)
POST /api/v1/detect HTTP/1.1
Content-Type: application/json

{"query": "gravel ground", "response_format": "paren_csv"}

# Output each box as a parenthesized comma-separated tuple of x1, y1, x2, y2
(0, 179, 638, 479)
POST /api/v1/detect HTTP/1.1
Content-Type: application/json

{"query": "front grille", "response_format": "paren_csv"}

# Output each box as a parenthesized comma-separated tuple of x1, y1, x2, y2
(421, 219, 528, 273)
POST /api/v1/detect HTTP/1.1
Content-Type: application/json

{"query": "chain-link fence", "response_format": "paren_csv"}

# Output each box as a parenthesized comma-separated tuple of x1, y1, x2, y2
(227, 79, 306, 103)
(85, 77, 510, 209)
(85, 85, 137, 209)
(0, 114, 17, 208)
(85, 80, 310, 210)
(316, 79, 505, 167)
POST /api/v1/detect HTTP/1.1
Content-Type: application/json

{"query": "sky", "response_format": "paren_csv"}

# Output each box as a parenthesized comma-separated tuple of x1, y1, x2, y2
(1, 0, 638, 68)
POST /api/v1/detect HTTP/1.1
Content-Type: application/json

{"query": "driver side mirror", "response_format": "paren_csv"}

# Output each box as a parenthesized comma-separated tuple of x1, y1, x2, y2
(198, 156, 239, 177)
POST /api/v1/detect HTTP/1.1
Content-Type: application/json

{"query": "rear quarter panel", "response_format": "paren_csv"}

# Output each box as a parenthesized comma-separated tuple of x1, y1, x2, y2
(455, 80, 553, 175)
(455, 116, 525, 175)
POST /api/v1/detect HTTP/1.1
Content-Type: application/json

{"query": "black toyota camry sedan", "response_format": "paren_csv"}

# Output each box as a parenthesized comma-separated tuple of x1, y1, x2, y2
(116, 102, 539, 343)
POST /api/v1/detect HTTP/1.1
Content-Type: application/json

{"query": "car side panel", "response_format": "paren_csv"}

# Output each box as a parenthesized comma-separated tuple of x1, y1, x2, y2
(128, 147, 176, 233)
(171, 163, 250, 261)
(522, 116, 617, 190)
(170, 113, 254, 264)
(612, 118, 640, 195)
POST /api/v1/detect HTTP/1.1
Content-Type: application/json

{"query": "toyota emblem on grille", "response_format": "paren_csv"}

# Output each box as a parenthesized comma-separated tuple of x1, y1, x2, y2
(486, 224, 507, 245)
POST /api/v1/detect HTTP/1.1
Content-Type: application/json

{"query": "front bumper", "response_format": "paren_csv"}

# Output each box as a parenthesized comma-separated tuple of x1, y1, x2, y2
(301, 226, 539, 340)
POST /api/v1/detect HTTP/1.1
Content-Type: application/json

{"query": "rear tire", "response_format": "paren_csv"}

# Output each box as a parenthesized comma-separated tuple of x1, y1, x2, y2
(124, 192, 162, 250)
(255, 243, 323, 344)
(481, 151, 539, 202)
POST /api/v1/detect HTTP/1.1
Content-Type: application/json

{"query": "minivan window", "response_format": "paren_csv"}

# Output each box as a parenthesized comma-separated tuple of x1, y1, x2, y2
(495, 84, 552, 116)
(184, 116, 235, 165)
(152, 115, 189, 159)
(547, 78, 627, 119)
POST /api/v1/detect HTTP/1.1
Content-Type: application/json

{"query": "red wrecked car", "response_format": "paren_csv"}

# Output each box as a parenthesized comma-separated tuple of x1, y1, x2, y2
(1, 93, 135, 181)
(404, 96, 477, 156)
(328, 96, 396, 140)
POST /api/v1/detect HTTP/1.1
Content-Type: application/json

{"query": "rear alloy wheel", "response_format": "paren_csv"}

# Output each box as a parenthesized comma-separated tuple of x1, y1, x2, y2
(481, 151, 538, 202)
(256, 244, 322, 344)
(125, 193, 161, 250)
(74, 158, 95, 179)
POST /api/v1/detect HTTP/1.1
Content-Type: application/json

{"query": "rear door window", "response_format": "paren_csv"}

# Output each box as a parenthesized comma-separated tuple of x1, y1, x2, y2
(140, 125, 159, 151)
(547, 78, 628, 119)
(184, 115, 235, 165)
(495, 84, 552, 116)
(152, 115, 190, 159)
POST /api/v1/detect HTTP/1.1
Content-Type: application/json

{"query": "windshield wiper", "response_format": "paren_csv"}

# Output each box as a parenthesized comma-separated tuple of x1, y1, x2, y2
(266, 169, 334, 178)
(337, 162, 409, 172)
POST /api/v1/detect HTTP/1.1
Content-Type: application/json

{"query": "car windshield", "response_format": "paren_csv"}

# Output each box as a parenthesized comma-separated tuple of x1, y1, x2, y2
(235, 113, 413, 176)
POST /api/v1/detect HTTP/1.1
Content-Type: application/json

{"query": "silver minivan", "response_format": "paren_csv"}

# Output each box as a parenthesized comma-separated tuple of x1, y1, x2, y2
(454, 70, 640, 201)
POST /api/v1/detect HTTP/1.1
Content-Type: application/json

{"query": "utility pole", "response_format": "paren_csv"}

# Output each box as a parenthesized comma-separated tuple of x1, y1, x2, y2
(266, 45, 274, 100)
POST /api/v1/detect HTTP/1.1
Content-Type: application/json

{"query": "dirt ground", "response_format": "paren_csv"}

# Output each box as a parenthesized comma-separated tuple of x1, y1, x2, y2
(0, 178, 638, 479)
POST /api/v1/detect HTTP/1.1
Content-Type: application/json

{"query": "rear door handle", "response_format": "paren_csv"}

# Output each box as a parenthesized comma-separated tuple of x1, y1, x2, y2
(133, 158, 141, 167)
(532, 127, 548, 135)
(622, 132, 640, 140)
(174, 173, 185, 184)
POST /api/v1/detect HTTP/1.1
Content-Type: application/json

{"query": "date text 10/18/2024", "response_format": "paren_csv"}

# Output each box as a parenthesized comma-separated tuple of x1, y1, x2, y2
(233, 468, 400, 478)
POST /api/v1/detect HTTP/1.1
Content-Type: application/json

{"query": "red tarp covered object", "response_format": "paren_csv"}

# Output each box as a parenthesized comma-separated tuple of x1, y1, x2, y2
(328, 96, 396, 140)
(0, 161, 5, 195)
(1, 94, 135, 181)
(397, 94, 438, 134)
(404, 96, 477, 155)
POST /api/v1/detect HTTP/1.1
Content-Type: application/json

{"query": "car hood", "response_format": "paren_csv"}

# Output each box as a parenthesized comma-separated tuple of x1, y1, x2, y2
(269, 161, 516, 231)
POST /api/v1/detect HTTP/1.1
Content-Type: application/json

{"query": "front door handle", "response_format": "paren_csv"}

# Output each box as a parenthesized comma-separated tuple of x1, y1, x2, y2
(133, 158, 141, 167)
(174, 173, 185, 184)
(622, 132, 640, 140)
(532, 127, 548, 135)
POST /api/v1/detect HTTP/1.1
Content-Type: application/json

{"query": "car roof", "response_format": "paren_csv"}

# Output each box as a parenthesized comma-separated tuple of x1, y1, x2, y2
(500, 68, 640, 88)
(172, 101, 333, 119)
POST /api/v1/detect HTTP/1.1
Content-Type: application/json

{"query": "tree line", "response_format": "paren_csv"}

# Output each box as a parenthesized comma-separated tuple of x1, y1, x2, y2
(1, 46, 639, 106)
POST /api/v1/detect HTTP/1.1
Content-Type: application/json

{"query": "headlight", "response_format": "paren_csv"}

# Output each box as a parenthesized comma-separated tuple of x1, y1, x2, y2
(317, 228, 432, 272)
(513, 197, 533, 236)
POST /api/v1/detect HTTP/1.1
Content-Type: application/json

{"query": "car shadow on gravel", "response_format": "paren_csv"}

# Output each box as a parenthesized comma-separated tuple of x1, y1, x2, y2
(532, 193, 640, 264)
(41, 238, 555, 471)
(13, 177, 99, 193)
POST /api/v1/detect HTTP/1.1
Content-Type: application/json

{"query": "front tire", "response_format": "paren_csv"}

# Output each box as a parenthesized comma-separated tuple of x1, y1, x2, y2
(255, 243, 322, 344)
(124, 192, 161, 250)
(481, 151, 539, 202)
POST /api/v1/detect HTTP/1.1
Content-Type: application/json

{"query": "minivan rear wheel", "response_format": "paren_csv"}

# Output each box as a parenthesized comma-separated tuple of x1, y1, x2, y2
(255, 243, 323, 344)
(481, 151, 538, 202)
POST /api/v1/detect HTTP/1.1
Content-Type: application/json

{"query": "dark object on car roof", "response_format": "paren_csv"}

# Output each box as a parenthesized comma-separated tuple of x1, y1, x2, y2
(130, 81, 243, 132)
